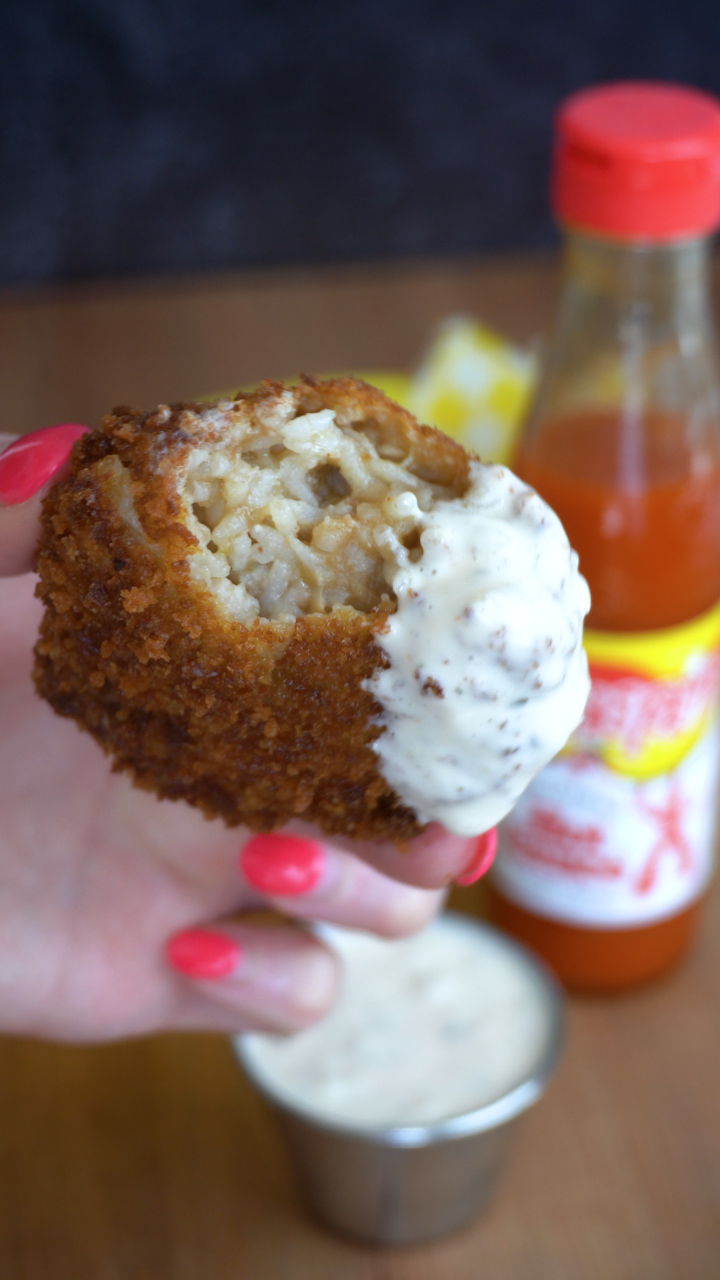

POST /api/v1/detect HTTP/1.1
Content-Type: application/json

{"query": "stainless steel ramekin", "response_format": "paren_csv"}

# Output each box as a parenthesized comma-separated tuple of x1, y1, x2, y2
(233, 916, 563, 1246)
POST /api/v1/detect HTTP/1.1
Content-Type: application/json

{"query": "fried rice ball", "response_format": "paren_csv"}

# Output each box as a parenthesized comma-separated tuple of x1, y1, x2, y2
(33, 377, 470, 841)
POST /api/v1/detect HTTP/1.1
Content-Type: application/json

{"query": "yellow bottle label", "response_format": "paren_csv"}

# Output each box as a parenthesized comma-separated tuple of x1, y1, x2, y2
(495, 601, 720, 927)
(570, 600, 720, 778)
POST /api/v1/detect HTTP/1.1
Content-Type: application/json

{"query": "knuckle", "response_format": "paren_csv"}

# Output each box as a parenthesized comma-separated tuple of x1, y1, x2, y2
(288, 948, 339, 1026)
(372, 888, 442, 939)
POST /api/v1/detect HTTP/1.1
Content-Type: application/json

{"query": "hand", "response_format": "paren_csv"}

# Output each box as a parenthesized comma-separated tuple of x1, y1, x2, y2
(0, 426, 492, 1042)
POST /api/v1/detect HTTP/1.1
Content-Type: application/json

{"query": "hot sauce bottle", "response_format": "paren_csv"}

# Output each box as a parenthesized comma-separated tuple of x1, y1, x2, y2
(488, 83, 720, 991)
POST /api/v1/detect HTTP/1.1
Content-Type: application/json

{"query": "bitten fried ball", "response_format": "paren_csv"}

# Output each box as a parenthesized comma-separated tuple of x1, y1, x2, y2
(33, 377, 470, 841)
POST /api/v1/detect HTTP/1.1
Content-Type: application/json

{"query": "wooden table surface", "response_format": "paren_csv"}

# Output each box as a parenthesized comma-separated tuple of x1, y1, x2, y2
(1, 256, 719, 1279)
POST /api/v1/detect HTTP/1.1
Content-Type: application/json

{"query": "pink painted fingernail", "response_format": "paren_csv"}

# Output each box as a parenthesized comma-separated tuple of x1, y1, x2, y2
(240, 833, 325, 896)
(165, 928, 242, 979)
(0, 423, 88, 505)
(454, 828, 498, 886)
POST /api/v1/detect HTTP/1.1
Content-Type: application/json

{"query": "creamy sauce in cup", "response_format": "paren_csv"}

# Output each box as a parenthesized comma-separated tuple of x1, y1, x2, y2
(239, 916, 554, 1129)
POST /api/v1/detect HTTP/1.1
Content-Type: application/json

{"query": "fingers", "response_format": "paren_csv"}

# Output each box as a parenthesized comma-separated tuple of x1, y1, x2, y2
(292, 822, 490, 891)
(162, 819, 484, 1035)
(239, 832, 445, 936)
(166, 920, 339, 1034)
(161, 828, 452, 1037)
(123, 791, 451, 938)
(0, 425, 88, 576)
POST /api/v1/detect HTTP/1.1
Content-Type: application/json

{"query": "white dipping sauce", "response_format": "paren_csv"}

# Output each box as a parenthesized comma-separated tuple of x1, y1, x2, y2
(239, 916, 552, 1129)
(366, 462, 591, 836)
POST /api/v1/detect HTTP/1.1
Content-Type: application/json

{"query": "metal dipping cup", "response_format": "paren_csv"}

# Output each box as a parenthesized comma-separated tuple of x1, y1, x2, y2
(233, 918, 564, 1246)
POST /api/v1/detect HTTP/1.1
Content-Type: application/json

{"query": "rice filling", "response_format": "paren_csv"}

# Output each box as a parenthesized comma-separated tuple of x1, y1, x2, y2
(182, 406, 457, 623)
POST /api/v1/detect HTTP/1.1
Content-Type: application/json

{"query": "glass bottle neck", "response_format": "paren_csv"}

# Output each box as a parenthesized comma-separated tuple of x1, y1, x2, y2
(561, 231, 713, 325)
(522, 229, 720, 444)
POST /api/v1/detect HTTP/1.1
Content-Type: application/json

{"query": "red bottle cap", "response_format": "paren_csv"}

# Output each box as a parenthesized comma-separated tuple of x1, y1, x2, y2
(552, 82, 720, 240)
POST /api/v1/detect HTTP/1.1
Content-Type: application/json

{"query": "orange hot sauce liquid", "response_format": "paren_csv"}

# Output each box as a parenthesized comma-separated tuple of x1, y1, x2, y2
(487, 409, 720, 991)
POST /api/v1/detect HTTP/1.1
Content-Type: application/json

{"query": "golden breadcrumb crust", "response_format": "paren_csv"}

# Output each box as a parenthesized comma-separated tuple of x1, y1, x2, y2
(33, 377, 469, 841)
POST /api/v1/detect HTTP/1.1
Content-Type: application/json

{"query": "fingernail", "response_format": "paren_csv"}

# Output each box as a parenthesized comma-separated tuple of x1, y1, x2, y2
(165, 928, 242, 979)
(240, 833, 325, 896)
(454, 828, 498, 886)
(0, 423, 88, 505)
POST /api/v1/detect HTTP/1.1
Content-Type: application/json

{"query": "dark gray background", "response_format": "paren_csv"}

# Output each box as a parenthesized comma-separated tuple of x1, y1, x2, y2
(1, 0, 719, 287)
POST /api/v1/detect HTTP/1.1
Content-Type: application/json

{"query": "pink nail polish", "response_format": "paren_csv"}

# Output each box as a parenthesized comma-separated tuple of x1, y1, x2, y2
(165, 928, 242, 979)
(454, 828, 498, 886)
(240, 833, 325, 896)
(0, 423, 88, 506)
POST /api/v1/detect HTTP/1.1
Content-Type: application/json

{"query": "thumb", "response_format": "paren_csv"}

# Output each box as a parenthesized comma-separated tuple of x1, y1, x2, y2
(0, 425, 88, 576)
